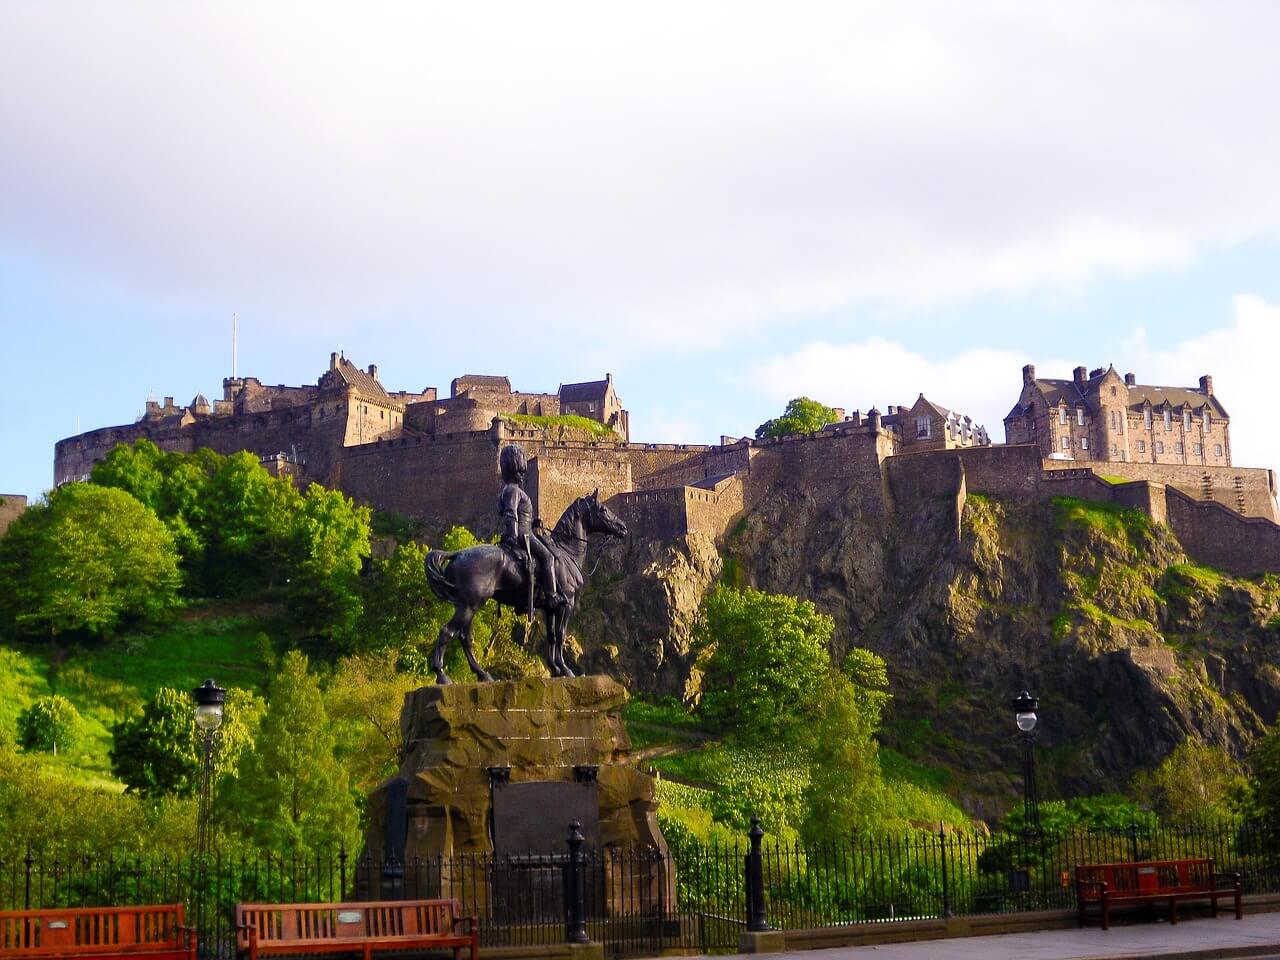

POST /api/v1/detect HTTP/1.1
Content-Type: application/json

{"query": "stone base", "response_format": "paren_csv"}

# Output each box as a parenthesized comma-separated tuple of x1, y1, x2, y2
(565, 942, 605, 960)
(738, 929, 787, 954)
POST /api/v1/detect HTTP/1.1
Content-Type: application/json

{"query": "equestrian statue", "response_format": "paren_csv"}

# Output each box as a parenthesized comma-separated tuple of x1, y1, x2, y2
(424, 443, 628, 684)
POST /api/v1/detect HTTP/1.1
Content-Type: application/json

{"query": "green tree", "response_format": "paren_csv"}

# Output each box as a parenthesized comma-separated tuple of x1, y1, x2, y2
(287, 484, 372, 642)
(695, 584, 833, 741)
(110, 686, 263, 798)
(203, 452, 302, 592)
(222, 652, 360, 854)
(755, 397, 839, 439)
(0, 484, 182, 638)
(1245, 726, 1280, 821)
(328, 650, 423, 791)
(359, 541, 449, 652)
(1131, 741, 1247, 822)
(17, 695, 84, 756)
(800, 649, 892, 841)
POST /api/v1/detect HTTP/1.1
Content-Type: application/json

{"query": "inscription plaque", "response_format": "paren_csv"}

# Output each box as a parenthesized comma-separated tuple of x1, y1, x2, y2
(492, 780, 600, 854)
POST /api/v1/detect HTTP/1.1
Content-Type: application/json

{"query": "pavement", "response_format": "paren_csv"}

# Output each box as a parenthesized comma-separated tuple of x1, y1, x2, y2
(722, 912, 1280, 960)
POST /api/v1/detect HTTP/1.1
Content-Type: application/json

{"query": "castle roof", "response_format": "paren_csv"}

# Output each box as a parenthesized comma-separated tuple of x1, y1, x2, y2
(326, 357, 389, 399)
(1030, 377, 1228, 419)
(453, 375, 512, 395)
(559, 378, 611, 403)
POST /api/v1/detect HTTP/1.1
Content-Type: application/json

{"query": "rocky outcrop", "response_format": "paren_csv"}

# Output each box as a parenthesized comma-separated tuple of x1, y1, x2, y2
(575, 487, 1280, 818)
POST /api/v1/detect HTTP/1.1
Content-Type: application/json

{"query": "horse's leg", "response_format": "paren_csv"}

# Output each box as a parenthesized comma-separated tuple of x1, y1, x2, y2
(553, 606, 576, 678)
(542, 606, 562, 677)
(454, 606, 494, 683)
(431, 612, 457, 685)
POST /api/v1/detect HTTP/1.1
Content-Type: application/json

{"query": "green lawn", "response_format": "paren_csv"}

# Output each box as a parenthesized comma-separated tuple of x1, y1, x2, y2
(0, 603, 277, 789)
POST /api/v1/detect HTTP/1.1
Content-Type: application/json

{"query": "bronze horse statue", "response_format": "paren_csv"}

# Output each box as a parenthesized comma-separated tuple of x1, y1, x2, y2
(424, 490, 628, 683)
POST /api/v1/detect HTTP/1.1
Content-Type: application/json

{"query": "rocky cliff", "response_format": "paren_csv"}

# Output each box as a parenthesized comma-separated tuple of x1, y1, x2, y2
(575, 486, 1280, 818)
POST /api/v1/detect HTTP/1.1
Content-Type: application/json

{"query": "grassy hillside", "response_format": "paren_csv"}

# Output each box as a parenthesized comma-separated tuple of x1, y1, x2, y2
(0, 602, 277, 789)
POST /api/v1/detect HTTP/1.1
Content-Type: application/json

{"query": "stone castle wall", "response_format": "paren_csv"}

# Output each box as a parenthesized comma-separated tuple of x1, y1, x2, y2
(0, 494, 28, 537)
(1164, 487, 1280, 577)
(1044, 458, 1278, 521)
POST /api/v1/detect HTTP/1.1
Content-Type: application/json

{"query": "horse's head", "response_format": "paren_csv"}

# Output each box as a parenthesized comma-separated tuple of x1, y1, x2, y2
(582, 488, 628, 539)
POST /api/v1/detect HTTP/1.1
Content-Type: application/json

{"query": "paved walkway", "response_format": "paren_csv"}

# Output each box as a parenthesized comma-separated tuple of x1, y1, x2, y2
(724, 912, 1280, 960)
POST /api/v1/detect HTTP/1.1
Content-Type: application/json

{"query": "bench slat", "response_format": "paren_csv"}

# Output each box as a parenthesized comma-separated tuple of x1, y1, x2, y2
(235, 899, 477, 960)
(1075, 858, 1242, 930)
(0, 905, 193, 959)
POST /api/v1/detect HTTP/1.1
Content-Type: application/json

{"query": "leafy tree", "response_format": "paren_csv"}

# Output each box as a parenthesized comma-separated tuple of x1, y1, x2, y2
(222, 652, 360, 854)
(755, 397, 839, 439)
(1245, 726, 1280, 821)
(287, 484, 372, 642)
(203, 452, 302, 592)
(0, 484, 182, 638)
(17, 695, 84, 755)
(800, 650, 892, 841)
(110, 686, 264, 798)
(1131, 741, 1247, 822)
(359, 541, 450, 652)
(328, 650, 423, 790)
(695, 585, 833, 742)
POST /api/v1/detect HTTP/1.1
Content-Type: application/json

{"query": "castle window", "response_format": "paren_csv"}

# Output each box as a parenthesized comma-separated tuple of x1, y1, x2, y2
(1215, 443, 1224, 456)
(1110, 386, 1118, 396)
(1184, 410, 1192, 432)
(1111, 410, 1121, 431)
(380, 410, 385, 420)
(915, 416, 931, 439)
(1155, 441, 1164, 454)
(1138, 440, 1146, 453)
(1059, 407, 1068, 426)
(1194, 443, 1203, 456)
(1061, 437, 1070, 450)
(1111, 443, 1119, 457)
(1164, 409, 1172, 431)
(1144, 408, 1153, 429)
(1204, 412, 1212, 432)
(1175, 442, 1184, 454)
(1080, 437, 1089, 450)
(1076, 408, 1085, 426)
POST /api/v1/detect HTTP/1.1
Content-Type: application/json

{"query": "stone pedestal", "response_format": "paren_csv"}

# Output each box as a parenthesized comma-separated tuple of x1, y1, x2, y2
(363, 675, 671, 914)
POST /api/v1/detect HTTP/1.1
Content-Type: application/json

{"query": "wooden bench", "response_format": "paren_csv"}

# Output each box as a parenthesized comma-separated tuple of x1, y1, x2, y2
(1075, 857, 1242, 930)
(0, 904, 195, 959)
(235, 899, 478, 960)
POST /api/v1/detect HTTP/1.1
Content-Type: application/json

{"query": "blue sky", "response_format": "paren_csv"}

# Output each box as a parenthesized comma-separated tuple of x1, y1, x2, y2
(4, 2, 1280, 502)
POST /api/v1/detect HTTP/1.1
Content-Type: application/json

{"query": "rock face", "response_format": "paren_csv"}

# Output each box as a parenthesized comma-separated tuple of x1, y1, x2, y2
(574, 484, 1280, 818)
(364, 676, 666, 863)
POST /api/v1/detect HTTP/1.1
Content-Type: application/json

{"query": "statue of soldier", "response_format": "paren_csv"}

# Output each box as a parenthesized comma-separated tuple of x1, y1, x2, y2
(498, 444, 566, 609)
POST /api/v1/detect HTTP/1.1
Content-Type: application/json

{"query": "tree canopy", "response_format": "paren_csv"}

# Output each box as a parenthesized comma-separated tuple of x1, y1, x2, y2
(0, 484, 183, 638)
(18, 695, 84, 756)
(754, 397, 840, 439)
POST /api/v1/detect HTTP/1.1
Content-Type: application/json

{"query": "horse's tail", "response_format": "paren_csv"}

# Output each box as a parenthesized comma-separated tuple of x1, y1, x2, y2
(424, 549, 463, 604)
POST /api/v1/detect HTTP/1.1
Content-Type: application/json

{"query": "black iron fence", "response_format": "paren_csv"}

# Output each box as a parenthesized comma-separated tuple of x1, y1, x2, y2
(4, 818, 1280, 958)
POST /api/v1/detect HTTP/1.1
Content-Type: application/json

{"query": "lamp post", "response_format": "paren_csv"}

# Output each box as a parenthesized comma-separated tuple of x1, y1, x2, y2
(1012, 690, 1040, 836)
(192, 679, 225, 859)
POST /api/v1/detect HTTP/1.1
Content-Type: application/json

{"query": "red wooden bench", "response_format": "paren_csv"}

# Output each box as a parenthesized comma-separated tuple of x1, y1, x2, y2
(0, 903, 195, 959)
(235, 899, 478, 960)
(1075, 857, 1242, 930)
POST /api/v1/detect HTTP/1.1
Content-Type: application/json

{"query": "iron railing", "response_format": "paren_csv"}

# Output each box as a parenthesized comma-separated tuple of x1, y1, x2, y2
(4, 818, 1279, 957)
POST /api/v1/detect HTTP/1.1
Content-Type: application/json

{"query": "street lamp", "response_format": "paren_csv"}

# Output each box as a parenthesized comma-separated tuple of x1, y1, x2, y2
(192, 679, 225, 858)
(1012, 690, 1040, 836)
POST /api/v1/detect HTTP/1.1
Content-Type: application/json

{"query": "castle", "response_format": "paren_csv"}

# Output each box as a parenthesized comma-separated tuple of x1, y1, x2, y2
(52, 357, 1280, 577)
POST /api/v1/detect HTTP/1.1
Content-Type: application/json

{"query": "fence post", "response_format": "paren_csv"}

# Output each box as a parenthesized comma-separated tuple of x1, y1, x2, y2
(1128, 821, 1139, 862)
(24, 846, 33, 910)
(939, 823, 953, 918)
(339, 843, 348, 898)
(745, 817, 771, 932)
(565, 820, 590, 944)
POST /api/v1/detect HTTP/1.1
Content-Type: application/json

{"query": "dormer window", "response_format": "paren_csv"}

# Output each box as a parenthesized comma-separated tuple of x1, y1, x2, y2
(1204, 411, 1212, 432)
(1144, 407, 1153, 430)
(1183, 409, 1192, 432)
(915, 415, 932, 439)
(1164, 408, 1172, 431)
(1076, 408, 1085, 426)
(1059, 406, 1068, 426)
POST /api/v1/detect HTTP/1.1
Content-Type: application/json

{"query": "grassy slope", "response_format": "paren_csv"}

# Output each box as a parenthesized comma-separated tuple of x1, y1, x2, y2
(0, 603, 275, 789)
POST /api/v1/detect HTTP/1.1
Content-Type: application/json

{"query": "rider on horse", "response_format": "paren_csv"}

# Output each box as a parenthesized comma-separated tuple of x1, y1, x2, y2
(498, 444, 566, 610)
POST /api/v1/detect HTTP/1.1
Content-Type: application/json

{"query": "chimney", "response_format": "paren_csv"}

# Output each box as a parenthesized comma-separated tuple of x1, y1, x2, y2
(1125, 372, 1136, 386)
(606, 372, 613, 383)
(1073, 366, 1088, 390)
(1200, 374, 1213, 396)
(330, 351, 339, 371)
(1022, 364, 1036, 385)
(850, 410, 862, 426)
(368, 364, 378, 381)
(164, 396, 174, 409)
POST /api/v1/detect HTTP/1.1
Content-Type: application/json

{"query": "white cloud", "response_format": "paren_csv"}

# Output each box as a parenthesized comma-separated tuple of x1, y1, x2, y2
(751, 295, 1280, 476)
(1124, 294, 1280, 475)
(3, 3, 1280, 345)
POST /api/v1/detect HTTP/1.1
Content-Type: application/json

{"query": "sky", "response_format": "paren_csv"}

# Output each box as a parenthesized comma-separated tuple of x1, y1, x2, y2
(3, 2, 1280, 502)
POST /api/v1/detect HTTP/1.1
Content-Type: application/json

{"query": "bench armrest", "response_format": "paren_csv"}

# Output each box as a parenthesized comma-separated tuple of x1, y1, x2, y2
(1212, 872, 1243, 887)
(1077, 879, 1107, 894)
(453, 914, 479, 934)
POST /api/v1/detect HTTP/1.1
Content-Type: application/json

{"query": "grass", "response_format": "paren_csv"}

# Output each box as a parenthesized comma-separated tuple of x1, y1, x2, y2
(0, 602, 277, 789)
(1051, 495, 1152, 543)
(879, 746, 955, 792)
(501, 413, 619, 438)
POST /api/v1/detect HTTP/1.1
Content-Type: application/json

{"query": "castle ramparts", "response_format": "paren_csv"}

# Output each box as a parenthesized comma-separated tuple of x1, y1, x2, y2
(49, 356, 1280, 576)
